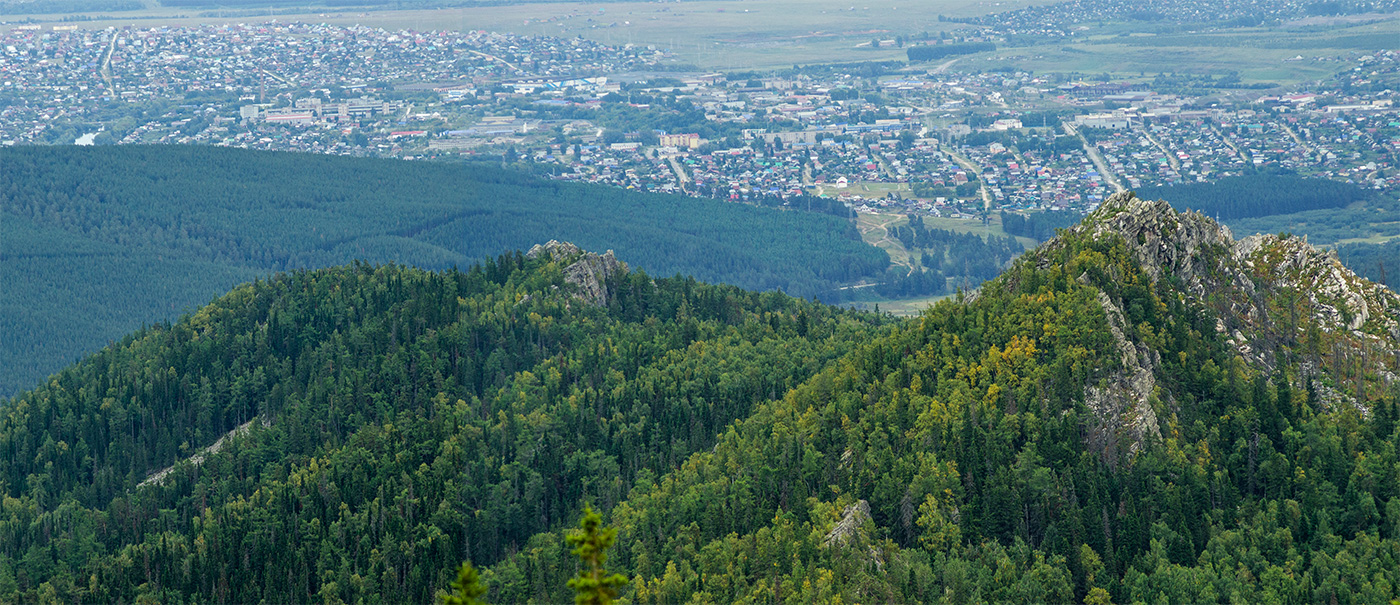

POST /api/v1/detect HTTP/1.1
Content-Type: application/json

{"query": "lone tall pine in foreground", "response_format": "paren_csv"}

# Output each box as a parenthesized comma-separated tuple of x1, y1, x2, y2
(2, 192, 1400, 603)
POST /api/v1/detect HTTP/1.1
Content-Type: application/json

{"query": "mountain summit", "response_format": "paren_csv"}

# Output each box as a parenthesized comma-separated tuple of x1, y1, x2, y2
(1077, 192, 1400, 347)
(997, 190, 1400, 472)
(1042, 192, 1400, 459)
(526, 240, 628, 307)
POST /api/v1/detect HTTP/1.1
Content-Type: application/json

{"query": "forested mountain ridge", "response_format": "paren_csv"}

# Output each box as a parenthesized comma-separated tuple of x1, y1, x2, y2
(0, 145, 888, 398)
(0, 245, 892, 601)
(5, 192, 1400, 603)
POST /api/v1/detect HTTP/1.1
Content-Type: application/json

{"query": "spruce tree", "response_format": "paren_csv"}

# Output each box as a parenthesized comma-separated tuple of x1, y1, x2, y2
(440, 562, 486, 605)
(566, 506, 629, 605)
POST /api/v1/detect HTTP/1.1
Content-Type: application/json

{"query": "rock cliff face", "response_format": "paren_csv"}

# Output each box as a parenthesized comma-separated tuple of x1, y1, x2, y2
(526, 240, 628, 306)
(1037, 191, 1400, 458)
(1083, 290, 1161, 460)
(1237, 232, 1400, 337)
(823, 500, 885, 570)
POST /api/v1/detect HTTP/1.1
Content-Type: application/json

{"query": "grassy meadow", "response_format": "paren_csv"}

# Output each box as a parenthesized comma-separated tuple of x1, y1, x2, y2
(851, 209, 1035, 316)
(0, 0, 1053, 70)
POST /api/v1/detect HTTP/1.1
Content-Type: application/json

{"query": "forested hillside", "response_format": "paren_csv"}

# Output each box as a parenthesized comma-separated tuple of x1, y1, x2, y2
(0, 145, 888, 396)
(480, 195, 1400, 604)
(484, 194, 1400, 604)
(1001, 209, 1082, 242)
(5, 192, 1400, 604)
(1339, 239, 1400, 287)
(0, 245, 891, 601)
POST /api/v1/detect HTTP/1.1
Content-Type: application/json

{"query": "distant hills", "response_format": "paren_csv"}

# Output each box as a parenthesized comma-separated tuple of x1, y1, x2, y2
(0, 145, 887, 396)
(4, 193, 1400, 603)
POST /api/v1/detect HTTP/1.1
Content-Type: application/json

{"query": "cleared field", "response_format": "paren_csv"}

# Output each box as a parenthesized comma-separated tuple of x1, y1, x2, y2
(0, 0, 1055, 69)
(1331, 232, 1400, 246)
(8, 0, 1388, 76)
(847, 293, 955, 316)
(810, 182, 919, 199)
(849, 182, 912, 196)
(855, 210, 1036, 267)
(976, 18, 1400, 85)
(856, 212, 917, 268)
(1107, 21, 1400, 51)
(981, 41, 1346, 85)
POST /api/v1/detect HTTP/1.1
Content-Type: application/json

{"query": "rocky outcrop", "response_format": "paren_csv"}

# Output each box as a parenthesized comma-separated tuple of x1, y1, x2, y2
(526, 240, 628, 306)
(139, 416, 270, 488)
(824, 500, 872, 548)
(1048, 193, 1221, 459)
(1085, 192, 1241, 291)
(1237, 232, 1400, 337)
(823, 500, 885, 570)
(1038, 191, 1400, 457)
(1084, 291, 1161, 462)
(1237, 233, 1400, 414)
(1079, 193, 1400, 348)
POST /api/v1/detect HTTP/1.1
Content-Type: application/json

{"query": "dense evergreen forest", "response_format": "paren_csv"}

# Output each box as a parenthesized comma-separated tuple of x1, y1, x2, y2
(1001, 209, 1083, 242)
(755, 194, 859, 219)
(0, 145, 887, 397)
(1136, 174, 1370, 219)
(1338, 240, 1400, 286)
(5, 193, 1400, 603)
(906, 43, 997, 62)
(0, 250, 891, 602)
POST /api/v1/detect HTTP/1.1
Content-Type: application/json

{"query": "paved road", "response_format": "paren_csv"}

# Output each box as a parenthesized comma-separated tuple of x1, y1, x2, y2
(1063, 123, 1125, 193)
(1211, 124, 1253, 165)
(945, 148, 994, 210)
(1280, 122, 1314, 155)
(1140, 127, 1181, 173)
(667, 155, 691, 193)
(100, 32, 117, 93)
